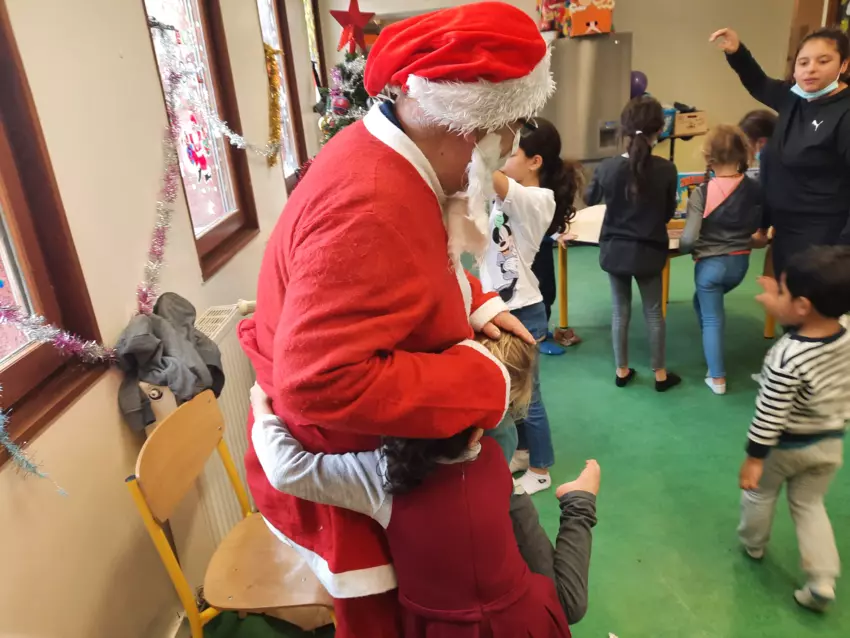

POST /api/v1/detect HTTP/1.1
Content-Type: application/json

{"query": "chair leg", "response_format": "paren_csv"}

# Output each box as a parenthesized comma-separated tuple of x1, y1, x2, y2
(188, 611, 204, 638)
(762, 245, 776, 339)
(661, 256, 672, 318)
(764, 313, 776, 339)
(558, 242, 568, 329)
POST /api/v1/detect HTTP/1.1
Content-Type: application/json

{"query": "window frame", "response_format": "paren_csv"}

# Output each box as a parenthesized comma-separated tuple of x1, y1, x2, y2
(308, 0, 328, 89)
(266, 0, 309, 192)
(144, 0, 260, 280)
(0, 0, 105, 467)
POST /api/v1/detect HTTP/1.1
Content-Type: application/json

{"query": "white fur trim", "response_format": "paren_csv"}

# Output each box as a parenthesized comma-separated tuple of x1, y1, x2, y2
(469, 297, 508, 332)
(405, 48, 555, 134)
(454, 263, 473, 317)
(262, 517, 398, 599)
(458, 339, 510, 422)
(363, 104, 445, 201)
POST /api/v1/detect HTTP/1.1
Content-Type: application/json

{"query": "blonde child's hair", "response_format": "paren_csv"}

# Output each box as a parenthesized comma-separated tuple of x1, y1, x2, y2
(702, 124, 750, 174)
(475, 332, 536, 417)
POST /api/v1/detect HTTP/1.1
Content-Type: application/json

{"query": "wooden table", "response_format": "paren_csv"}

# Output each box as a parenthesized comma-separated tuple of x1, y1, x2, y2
(557, 205, 773, 336)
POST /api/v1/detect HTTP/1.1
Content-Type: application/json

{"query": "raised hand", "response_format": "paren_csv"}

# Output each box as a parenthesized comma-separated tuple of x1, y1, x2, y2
(709, 28, 741, 55)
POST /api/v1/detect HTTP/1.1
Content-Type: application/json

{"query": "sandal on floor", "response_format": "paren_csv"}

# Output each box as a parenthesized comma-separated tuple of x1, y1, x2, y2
(554, 327, 582, 347)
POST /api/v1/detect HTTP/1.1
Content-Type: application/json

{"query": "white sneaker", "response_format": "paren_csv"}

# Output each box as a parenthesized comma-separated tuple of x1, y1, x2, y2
(794, 582, 835, 612)
(744, 546, 764, 560)
(509, 450, 530, 474)
(514, 470, 552, 495)
(705, 377, 726, 395)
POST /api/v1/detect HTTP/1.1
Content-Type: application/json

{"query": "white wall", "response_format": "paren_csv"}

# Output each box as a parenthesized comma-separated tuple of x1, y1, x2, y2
(318, 0, 794, 171)
(0, 0, 311, 636)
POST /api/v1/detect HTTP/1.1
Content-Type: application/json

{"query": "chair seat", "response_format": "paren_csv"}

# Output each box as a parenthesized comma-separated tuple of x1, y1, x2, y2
(204, 514, 334, 612)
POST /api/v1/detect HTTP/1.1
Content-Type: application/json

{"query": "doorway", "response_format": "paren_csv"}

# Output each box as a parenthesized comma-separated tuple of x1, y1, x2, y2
(786, 0, 829, 77)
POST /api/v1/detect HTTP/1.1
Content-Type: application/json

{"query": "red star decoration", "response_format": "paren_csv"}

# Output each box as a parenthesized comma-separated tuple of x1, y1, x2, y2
(330, 0, 375, 54)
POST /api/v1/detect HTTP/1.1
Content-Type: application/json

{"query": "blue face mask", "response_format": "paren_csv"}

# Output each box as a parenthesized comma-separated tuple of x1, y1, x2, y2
(790, 74, 841, 100)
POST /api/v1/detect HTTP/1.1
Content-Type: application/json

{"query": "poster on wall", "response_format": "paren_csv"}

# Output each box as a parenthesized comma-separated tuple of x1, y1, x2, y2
(676, 173, 707, 218)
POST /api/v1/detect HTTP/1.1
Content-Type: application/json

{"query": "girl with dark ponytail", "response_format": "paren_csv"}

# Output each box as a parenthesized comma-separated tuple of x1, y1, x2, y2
(585, 96, 682, 393)
(480, 117, 583, 494)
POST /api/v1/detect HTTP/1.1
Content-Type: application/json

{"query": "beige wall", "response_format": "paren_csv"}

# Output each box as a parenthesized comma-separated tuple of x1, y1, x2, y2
(318, 0, 794, 171)
(0, 0, 312, 636)
(615, 0, 795, 171)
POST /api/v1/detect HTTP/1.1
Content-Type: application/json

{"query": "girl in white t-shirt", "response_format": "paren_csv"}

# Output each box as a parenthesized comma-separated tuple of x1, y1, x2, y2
(481, 118, 581, 494)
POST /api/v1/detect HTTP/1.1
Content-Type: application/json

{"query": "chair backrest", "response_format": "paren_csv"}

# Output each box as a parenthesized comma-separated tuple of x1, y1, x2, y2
(135, 389, 224, 522)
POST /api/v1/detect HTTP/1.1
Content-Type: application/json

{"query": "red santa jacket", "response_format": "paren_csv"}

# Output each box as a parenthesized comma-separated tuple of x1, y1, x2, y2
(239, 106, 510, 598)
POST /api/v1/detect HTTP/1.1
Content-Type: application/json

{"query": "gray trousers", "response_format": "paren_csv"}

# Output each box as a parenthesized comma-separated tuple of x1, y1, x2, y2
(608, 273, 666, 370)
(738, 438, 844, 585)
(510, 491, 597, 624)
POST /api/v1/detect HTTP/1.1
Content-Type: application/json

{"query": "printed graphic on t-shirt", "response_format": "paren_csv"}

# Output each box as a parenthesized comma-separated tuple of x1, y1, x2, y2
(489, 212, 519, 302)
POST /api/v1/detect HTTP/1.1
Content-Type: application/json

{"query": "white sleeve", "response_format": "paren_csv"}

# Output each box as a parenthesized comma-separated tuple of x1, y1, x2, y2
(500, 178, 557, 250)
(251, 415, 392, 527)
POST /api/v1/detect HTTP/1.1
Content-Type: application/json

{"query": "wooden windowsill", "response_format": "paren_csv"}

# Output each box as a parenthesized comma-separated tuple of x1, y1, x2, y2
(0, 362, 108, 469)
(200, 226, 261, 281)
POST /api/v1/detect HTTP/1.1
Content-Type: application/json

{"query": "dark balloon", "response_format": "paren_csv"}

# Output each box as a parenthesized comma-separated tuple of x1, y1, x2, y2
(630, 71, 648, 99)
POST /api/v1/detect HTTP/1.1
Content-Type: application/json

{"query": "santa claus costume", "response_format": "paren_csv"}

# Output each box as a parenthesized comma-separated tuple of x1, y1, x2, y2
(239, 3, 555, 636)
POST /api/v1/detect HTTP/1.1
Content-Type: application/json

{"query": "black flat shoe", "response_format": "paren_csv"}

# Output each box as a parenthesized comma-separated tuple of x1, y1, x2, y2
(655, 373, 682, 393)
(615, 369, 636, 388)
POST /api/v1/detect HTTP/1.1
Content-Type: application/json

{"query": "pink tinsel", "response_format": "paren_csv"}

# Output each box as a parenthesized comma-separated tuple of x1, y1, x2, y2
(0, 302, 116, 364)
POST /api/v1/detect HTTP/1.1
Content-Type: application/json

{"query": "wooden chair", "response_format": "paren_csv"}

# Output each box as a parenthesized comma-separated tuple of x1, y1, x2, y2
(126, 390, 334, 638)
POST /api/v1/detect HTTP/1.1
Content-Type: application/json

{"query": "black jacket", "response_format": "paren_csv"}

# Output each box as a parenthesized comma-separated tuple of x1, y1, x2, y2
(726, 45, 850, 239)
(679, 177, 762, 260)
(586, 155, 678, 278)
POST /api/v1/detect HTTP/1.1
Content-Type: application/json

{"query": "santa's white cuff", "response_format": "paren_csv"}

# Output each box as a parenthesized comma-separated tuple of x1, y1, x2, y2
(470, 297, 508, 332)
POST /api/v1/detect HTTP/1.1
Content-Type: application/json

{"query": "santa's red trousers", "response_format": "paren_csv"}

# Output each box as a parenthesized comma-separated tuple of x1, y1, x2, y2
(334, 590, 401, 638)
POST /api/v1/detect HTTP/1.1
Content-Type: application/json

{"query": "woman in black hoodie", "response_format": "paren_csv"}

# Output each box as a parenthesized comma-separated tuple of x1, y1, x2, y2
(710, 27, 850, 277)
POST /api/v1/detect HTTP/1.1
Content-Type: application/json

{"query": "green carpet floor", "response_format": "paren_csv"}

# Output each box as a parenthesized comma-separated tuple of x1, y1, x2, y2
(208, 246, 849, 638)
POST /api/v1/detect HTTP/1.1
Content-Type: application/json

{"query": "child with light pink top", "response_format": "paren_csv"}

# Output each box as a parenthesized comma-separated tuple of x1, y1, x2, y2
(679, 125, 763, 394)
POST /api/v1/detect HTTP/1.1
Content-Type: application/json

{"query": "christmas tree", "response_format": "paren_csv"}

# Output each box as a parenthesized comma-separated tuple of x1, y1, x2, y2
(316, 52, 369, 145)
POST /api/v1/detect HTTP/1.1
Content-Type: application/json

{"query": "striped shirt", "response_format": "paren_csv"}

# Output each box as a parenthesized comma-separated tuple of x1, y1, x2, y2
(748, 324, 850, 458)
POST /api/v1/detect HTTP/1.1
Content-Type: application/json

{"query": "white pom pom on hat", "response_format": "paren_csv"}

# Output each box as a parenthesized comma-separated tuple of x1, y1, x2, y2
(364, 2, 555, 134)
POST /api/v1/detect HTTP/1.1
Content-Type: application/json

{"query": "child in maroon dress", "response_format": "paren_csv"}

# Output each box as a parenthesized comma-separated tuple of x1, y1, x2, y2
(251, 333, 599, 637)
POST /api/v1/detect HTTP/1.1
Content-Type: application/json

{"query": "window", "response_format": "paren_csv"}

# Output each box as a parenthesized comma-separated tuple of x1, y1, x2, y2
(304, 0, 328, 93)
(0, 0, 104, 461)
(257, 0, 307, 180)
(144, 0, 259, 279)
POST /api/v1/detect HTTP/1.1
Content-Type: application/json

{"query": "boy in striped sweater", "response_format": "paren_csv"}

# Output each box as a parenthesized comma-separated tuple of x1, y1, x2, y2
(738, 246, 850, 612)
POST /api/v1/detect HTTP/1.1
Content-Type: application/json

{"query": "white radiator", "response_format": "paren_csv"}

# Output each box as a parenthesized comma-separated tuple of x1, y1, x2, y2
(144, 303, 256, 590)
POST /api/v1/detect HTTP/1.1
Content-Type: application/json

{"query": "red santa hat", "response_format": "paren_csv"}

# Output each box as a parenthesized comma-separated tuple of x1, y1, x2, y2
(364, 2, 554, 134)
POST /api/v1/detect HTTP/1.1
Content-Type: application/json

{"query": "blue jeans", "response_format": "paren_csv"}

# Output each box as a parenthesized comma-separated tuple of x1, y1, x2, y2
(693, 254, 750, 378)
(487, 414, 518, 465)
(510, 302, 555, 469)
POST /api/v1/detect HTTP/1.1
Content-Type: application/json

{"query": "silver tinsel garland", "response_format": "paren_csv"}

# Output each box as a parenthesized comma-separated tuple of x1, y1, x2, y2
(154, 17, 280, 161)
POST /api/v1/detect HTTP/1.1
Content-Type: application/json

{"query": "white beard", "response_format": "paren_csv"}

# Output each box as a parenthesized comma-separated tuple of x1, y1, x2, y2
(445, 133, 505, 266)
